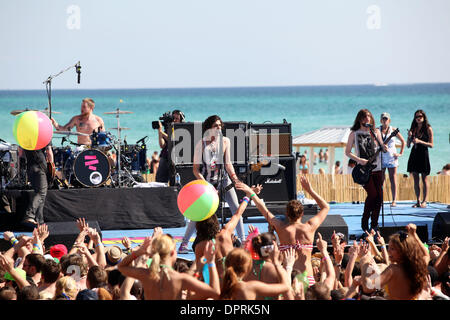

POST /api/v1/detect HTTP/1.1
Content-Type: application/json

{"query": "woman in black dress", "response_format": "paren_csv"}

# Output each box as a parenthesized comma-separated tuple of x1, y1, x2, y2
(407, 110, 434, 208)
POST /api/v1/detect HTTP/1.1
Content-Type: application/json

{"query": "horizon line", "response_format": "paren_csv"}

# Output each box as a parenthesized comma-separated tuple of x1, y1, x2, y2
(1, 81, 450, 92)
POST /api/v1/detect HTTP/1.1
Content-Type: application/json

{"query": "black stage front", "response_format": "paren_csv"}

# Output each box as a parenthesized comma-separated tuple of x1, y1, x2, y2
(1, 187, 186, 231)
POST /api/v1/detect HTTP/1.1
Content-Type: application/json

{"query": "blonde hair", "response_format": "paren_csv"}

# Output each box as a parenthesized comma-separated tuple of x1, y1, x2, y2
(149, 234, 176, 279)
(55, 276, 79, 300)
(82, 98, 95, 109)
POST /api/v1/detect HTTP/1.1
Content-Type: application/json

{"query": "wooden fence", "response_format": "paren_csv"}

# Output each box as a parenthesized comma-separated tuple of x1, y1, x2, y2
(297, 173, 450, 204)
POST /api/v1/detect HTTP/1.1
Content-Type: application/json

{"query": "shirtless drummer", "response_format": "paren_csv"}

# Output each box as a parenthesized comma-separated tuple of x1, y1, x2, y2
(51, 97, 105, 145)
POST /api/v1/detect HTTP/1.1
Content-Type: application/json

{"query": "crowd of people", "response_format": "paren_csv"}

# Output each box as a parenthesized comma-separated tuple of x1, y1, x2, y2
(1, 176, 448, 301)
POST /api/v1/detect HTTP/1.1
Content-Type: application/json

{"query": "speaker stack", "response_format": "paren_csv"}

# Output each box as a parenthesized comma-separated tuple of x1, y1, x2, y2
(432, 211, 450, 242)
(169, 120, 298, 218)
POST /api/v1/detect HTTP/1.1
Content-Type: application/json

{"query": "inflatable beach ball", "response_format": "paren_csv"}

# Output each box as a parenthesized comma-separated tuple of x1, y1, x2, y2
(13, 111, 53, 150)
(177, 180, 219, 221)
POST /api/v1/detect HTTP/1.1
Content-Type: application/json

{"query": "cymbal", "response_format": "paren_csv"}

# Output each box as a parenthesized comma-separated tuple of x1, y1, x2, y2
(104, 110, 133, 115)
(109, 127, 130, 131)
(10, 108, 61, 116)
(53, 131, 90, 137)
(10, 108, 37, 116)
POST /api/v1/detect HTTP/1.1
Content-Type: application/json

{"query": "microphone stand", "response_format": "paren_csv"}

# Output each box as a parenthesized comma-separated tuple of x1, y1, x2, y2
(218, 132, 226, 229)
(43, 61, 80, 120)
(368, 125, 385, 228)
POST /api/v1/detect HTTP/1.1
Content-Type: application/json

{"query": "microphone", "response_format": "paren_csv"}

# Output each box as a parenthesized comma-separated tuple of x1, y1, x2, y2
(61, 137, 67, 145)
(136, 136, 148, 144)
(363, 123, 373, 128)
(76, 62, 81, 84)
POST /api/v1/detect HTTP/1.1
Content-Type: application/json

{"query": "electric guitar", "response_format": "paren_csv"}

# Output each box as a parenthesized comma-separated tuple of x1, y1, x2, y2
(47, 161, 56, 183)
(352, 128, 399, 185)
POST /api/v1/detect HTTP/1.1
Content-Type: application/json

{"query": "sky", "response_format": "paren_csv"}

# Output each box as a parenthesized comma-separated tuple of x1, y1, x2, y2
(1, 0, 450, 90)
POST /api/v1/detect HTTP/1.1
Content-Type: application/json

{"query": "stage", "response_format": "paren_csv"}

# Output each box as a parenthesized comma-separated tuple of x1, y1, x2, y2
(0, 186, 186, 231)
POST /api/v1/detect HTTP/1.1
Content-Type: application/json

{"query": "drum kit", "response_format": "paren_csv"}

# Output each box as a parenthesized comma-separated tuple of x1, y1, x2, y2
(2, 107, 149, 190)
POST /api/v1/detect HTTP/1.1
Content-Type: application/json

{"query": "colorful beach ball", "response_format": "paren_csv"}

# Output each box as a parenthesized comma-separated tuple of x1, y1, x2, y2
(177, 180, 219, 221)
(13, 111, 53, 150)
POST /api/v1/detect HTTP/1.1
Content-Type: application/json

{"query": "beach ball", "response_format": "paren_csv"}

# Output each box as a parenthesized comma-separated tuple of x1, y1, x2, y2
(13, 111, 53, 150)
(177, 180, 219, 221)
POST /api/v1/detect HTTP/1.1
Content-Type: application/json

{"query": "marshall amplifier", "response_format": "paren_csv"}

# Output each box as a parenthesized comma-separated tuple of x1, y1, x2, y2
(249, 122, 292, 158)
(249, 156, 297, 204)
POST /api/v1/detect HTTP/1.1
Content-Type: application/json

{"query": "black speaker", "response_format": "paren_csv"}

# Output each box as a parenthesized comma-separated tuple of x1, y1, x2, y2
(169, 122, 202, 166)
(44, 220, 102, 249)
(175, 164, 197, 186)
(223, 121, 249, 165)
(432, 212, 450, 241)
(301, 214, 348, 245)
(379, 225, 428, 243)
(169, 121, 250, 166)
(250, 156, 297, 204)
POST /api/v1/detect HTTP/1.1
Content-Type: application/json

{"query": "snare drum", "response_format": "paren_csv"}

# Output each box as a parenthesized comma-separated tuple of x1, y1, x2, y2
(73, 149, 110, 187)
(90, 131, 113, 151)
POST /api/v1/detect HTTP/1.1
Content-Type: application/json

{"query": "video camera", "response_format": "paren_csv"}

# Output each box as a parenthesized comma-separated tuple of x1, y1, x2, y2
(152, 111, 174, 130)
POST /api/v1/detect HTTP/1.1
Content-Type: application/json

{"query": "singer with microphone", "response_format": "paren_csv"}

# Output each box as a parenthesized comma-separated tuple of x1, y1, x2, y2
(178, 115, 249, 254)
(345, 109, 387, 234)
(50, 98, 105, 146)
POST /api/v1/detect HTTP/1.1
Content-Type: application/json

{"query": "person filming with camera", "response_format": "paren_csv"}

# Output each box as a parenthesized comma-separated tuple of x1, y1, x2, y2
(154, 109, 185, 183)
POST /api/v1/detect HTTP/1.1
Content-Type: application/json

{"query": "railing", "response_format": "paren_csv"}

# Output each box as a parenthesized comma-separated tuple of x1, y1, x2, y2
(297, 173, 450, 204)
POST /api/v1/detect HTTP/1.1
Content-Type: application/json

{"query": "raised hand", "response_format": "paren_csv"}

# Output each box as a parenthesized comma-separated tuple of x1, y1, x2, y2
(299, 175, 312, 193)
(316, 232, 327, 253)
(406, 223, 417, 235)
(37, 224, 49, 242)
(376, 231, 386, 247)
(122, 236, 132, 251)
(152, 227, 163, 239)
(348, 241, 360, 257)
(269, 241, 281, 265)
(3, 231, 14, 241)
(250, 184, 263, 195)
(283, 247, 296, 269)
(76, 218, 89, 232)
(204, 240, 217, 263)
(234, 181, 253, 196)
(137, 237, 153, 256)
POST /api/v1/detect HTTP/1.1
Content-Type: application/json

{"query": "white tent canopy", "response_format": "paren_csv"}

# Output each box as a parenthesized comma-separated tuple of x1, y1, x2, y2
(292, 126, 351, 174)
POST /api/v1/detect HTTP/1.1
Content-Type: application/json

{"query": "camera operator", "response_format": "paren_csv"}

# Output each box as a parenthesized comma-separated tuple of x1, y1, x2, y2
(154, 109, 185, 183)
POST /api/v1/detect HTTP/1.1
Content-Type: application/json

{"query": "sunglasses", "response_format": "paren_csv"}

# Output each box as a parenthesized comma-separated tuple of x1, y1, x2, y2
(381, 117, 389, 121)
(415, 115, 424, 119)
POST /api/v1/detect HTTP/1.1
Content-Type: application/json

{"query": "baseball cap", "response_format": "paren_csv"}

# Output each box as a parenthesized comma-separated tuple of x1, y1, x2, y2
(380, 112, 390, 119)
(50, 244, 68, 261)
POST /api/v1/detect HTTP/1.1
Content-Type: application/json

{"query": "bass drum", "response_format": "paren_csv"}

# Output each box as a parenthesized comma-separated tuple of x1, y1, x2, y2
(73, 149, 111, 187)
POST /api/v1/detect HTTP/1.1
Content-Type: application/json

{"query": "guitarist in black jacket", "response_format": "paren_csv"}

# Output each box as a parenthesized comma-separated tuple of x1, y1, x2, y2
(345, 109, 387, 233)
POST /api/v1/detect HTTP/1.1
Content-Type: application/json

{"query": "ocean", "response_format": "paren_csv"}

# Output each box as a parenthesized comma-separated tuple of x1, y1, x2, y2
(1, 83, 449, 175)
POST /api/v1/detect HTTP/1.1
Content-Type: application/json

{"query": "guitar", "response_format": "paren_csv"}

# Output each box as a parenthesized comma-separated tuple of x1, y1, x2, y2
(352, 128, 399, 185)
(47, 161, 56, 183)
